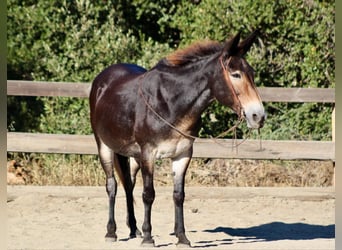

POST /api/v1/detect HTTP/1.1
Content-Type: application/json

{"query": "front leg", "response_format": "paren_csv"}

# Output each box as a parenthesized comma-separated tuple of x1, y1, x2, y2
(140, 148, 156, 246)
(172, 151, 192, 247)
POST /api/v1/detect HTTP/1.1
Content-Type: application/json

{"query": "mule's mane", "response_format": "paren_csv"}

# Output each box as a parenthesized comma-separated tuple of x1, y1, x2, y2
(165, 40, 223, 67)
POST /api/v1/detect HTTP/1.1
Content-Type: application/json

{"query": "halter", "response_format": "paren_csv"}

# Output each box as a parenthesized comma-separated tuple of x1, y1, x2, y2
(219, 55, 244, 119)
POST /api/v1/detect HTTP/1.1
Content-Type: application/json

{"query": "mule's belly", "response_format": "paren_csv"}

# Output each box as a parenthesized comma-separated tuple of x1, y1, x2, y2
(155, 138, 193, 159)
(101, 133, 193, 160)
(99, 134, 141, 158)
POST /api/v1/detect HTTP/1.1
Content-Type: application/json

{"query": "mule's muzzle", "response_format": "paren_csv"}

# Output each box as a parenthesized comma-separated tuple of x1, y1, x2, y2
(244, 106, 266, 129)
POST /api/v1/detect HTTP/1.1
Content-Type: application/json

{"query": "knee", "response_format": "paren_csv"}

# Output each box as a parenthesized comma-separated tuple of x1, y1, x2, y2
(173, 190, 185, 206)
(142, 188, 155, 204)
(106, 177, 117, 198)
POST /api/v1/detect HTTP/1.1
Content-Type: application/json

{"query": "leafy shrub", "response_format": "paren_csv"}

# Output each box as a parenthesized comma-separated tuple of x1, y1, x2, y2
(7, 0, 334, 140)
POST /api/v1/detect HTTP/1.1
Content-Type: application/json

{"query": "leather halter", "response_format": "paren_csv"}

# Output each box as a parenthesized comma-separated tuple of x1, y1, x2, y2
(219, 55, 244, 119)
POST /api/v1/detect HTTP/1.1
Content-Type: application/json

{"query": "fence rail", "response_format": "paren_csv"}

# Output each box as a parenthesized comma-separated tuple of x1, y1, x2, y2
(7, 80, 335, 102)
(7, 132, 335, 160)
(7, 80, 335, 161)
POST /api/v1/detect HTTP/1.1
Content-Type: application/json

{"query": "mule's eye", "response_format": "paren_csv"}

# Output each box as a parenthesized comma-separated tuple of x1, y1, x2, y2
(231, 72, 241, 79)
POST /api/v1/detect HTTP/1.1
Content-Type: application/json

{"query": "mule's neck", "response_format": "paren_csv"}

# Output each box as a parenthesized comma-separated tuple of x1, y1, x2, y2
(142, 55, 223, 130)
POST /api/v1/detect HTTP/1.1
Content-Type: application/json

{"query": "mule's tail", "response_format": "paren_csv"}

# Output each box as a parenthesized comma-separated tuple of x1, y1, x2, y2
(114, 155, 138, 202)
(114, 154, 128, 190)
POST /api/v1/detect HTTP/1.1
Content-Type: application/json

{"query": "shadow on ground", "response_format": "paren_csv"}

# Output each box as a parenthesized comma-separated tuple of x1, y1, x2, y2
(203, 222, 335, 242)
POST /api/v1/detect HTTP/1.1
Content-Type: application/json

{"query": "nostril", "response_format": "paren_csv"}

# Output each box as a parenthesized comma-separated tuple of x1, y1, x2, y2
(252, 113, 258, 121)
(252, 113, 265, 126)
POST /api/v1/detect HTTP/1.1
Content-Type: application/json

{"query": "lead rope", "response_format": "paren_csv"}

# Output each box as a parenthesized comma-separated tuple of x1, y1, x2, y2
(138, 83, 251, 151)
(209, 127, 252, 152)
(138, 82, 199, 140)
(258, 128, 263, 151)
(138, 81, 245, 142)
(137, 56, 255, 151)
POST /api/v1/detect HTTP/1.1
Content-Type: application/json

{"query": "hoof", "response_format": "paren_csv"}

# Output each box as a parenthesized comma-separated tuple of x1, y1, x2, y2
(176, 242, 191, 248)
(130, 228, 142, 239)
(141, 238, 155, 247)
(176, 234, 191, 247)
(105, 232, 117, 242)
(105, 236, 117, 242)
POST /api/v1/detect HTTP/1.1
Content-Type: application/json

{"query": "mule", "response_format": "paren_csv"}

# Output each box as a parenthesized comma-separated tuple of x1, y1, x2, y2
(89, 31, 265, 247)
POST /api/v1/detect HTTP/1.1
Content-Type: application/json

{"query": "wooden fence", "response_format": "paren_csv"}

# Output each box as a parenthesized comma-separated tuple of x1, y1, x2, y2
(7, 80, 335, 161)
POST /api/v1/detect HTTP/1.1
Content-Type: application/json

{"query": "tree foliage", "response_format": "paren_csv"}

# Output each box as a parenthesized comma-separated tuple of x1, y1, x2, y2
(7, 0, 334, 140)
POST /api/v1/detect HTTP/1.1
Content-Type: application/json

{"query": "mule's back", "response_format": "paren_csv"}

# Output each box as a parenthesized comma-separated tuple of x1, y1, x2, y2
(90, 63, 146, 107)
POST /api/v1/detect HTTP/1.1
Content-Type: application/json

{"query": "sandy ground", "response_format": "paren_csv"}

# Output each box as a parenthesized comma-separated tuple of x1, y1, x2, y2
(7, 185, 335, 250)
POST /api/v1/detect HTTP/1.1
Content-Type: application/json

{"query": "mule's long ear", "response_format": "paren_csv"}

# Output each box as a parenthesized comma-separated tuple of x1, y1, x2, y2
(237, 29, 259, 56)
(222, 32, 241, 57)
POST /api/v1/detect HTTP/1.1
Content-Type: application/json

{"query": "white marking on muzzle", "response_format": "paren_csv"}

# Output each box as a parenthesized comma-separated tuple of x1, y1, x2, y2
(243, 102, 266, 129)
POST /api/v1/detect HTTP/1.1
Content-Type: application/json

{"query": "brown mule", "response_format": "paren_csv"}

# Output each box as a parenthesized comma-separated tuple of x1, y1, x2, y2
(89, 31, 265, 247)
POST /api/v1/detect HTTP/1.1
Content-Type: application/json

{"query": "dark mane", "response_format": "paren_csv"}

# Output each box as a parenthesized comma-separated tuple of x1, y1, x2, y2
(164, 40, 223, 67)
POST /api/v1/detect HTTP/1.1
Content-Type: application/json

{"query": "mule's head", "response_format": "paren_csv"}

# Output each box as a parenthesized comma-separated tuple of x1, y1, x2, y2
(220, 31, 265, 129)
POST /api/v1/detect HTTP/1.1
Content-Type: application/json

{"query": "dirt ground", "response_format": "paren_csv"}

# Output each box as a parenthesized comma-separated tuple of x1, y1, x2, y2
(7, 185, 334, 250)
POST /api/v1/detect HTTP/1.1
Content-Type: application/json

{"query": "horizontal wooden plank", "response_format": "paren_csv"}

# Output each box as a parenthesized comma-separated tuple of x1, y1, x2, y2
(258, 87, 335, 103)
(7, 80, 335, 103)
(7, 80, 90, 98)
(7, 133, 335, 161)
(7, 132, 96, 155)
(193, 138, 335, 160)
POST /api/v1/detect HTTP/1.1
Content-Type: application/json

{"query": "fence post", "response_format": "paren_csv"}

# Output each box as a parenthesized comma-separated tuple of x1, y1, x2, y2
(332, 107, 335, 187)
(332, 107, 335, 142)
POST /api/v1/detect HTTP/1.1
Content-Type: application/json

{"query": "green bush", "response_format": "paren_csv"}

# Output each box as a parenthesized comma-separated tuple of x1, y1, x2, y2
(7, 0, 334, 140)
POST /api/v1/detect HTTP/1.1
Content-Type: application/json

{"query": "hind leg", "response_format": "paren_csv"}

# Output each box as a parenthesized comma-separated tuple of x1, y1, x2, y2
(117, 155, 142, 238)
(97, 140, 118, 241)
